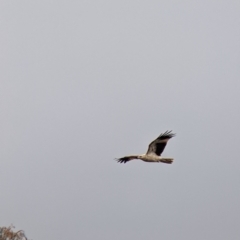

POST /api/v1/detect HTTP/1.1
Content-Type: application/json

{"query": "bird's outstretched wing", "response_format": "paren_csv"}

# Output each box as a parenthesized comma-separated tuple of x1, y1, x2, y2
(146, 130, 175, 156)
(115, 155, 139, 164)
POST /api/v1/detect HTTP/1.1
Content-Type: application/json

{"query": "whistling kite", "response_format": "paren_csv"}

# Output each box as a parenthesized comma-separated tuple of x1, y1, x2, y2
(116, 130, 175, 164)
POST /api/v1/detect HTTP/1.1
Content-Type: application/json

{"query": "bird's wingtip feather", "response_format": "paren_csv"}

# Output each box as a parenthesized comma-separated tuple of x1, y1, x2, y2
(159, 130, 176, 138)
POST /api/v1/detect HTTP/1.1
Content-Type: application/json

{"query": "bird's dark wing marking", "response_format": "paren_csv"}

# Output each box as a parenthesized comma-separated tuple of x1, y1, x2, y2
(115, 155, 138, 164)
(146, 130, 175, 156)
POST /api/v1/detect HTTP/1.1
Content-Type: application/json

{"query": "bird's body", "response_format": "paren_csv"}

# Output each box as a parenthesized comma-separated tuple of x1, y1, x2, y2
(139, 154, 173, 163)
(116, 130, 175, 164)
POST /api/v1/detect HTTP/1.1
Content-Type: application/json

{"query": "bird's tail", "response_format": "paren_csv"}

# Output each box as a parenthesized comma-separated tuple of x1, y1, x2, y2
(159, 158, 174, 164)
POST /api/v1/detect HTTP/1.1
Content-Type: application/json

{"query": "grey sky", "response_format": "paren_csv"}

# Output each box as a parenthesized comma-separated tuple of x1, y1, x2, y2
(1, 1, 240, 239)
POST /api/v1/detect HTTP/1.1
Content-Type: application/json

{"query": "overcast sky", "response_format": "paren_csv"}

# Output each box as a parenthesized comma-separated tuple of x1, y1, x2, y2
(1, 1, 240, 240)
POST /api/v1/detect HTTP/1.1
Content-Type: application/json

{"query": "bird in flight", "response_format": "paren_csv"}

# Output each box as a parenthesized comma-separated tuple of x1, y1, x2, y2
(116, 130, 176, 164)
